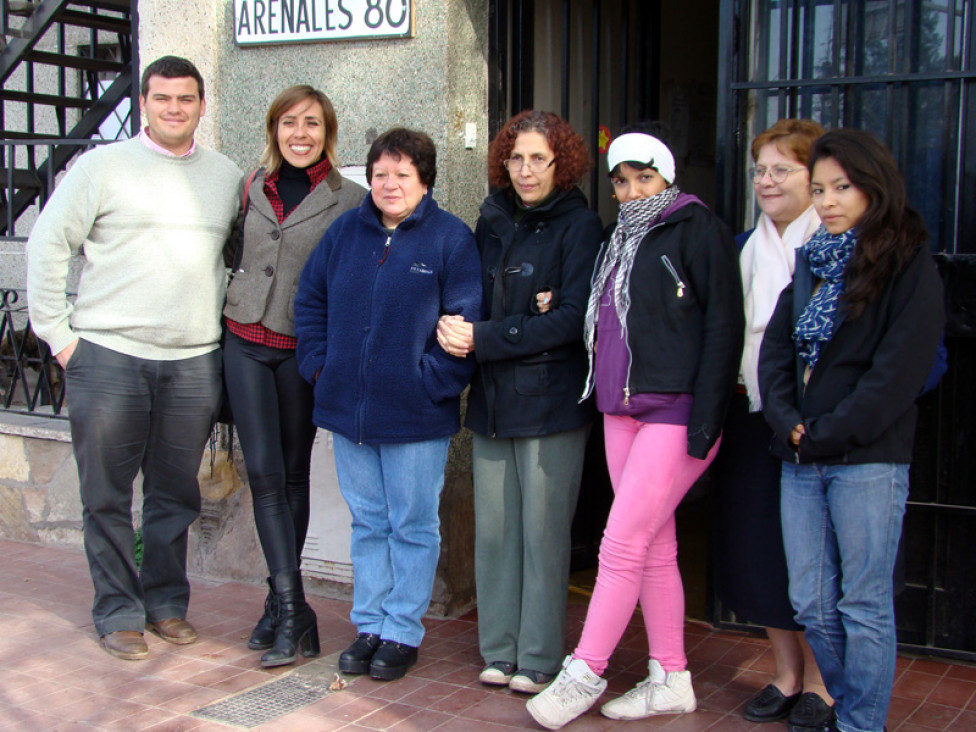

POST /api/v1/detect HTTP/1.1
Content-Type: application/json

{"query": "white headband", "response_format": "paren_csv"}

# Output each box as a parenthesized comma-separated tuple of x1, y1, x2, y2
(606, 133, 676, 184)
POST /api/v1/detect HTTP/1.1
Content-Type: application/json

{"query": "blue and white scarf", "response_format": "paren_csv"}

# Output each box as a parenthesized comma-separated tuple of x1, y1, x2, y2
(794, 226, 857, 368)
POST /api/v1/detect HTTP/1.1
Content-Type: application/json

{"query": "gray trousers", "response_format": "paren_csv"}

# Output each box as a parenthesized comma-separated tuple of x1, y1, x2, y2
(65, 339, 221, 636)
(473, 425, 589, 674)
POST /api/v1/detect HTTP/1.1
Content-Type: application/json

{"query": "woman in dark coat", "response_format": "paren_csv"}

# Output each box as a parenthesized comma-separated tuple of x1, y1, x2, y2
(759, 129, 944, 732)
(437, 110, 602, 693)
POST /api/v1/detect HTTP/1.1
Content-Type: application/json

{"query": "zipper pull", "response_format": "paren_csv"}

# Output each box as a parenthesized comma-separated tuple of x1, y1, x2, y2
(378, 234, 392, 265)
(623, 387, 630, 406)
(676, 283, 685, 298)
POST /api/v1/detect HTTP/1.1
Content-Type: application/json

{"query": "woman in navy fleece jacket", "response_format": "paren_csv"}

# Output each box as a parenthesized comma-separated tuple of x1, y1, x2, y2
(294, 128, 482, 681)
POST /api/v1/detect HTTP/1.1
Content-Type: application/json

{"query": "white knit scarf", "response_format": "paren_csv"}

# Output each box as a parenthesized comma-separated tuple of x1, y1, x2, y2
(738, 205, 821, 411)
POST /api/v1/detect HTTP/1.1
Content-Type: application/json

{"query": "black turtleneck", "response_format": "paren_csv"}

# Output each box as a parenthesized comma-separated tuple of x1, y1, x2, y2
(276, 158, 317, 214)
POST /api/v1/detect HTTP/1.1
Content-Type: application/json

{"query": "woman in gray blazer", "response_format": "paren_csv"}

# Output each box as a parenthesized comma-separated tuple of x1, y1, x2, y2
(222, 85, 365, 668)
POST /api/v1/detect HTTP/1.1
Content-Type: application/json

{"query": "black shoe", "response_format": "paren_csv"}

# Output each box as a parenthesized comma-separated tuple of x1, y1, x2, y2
(788, 692, 835, 730)
(247, 578, 278, 650)
(369, 640, 418, 681)
(339, 633, 382, 674)
(744, 684, 801, 722)
(259, 571, 320, 668)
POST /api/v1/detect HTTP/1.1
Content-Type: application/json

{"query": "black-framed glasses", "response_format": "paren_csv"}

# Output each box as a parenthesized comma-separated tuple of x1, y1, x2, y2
(749, 165, 805, 183)
(504, 157, 555, 174)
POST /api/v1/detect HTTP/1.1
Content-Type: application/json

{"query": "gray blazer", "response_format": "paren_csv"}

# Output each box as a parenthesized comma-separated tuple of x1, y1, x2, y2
(223, 166, 365, 336)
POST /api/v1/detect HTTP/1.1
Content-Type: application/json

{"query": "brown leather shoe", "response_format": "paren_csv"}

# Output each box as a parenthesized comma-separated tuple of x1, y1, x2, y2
(146, 617, 198, 645)
(100, 631, 149, 660)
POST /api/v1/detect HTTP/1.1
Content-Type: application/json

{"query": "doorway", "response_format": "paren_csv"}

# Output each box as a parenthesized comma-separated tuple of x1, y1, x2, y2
(488, 0, 723, 621)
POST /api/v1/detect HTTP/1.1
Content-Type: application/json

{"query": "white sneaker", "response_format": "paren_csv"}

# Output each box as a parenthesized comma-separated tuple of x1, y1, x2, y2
(479, 661, 516, 686)
(526, 656, 607, 730)
(600, 659, 697, 720)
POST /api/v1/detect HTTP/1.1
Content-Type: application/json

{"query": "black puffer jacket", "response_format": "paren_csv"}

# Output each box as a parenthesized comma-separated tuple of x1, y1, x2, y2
(465, 187, 603, 438)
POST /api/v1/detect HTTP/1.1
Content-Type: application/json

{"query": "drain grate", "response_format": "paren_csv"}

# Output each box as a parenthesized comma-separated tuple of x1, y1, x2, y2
(192, 674, 336, 728)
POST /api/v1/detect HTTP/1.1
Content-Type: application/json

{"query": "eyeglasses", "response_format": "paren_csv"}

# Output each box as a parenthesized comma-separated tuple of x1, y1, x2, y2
(503, 157, 555, 174)
(749, 165, 805, 183)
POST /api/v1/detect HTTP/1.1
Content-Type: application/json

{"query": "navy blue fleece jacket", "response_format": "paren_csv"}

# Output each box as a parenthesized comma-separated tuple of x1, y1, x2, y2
(294, 192, 482, 444)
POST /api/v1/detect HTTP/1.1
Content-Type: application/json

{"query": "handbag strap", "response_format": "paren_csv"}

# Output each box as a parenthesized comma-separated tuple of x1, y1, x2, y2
(242, 167, 261, 216)
(230, 168, 262, 273)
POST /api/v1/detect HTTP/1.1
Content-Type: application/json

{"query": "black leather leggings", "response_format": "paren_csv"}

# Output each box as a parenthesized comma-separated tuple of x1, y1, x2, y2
(223, 331, 317, 575)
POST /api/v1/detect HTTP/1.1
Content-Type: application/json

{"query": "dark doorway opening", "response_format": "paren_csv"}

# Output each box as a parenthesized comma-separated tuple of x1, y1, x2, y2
(488, 0, 723, 622)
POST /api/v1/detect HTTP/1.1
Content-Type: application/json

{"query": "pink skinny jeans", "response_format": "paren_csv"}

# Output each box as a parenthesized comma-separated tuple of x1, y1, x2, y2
(573, 414, 719, 675)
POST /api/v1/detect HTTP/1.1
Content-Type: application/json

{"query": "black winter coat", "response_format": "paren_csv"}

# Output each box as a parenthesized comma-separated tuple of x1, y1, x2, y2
(465, 187, 603, 438)
(758, 245, 944, 465)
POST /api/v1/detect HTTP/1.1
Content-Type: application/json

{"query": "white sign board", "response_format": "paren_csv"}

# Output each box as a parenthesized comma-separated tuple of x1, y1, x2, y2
(234, 0, 414, 46)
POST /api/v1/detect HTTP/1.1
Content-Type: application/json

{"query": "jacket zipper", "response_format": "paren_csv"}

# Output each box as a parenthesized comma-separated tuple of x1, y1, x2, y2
(378, 233, 392, 265)
(617, 222, 673, 406)
(357, 233, 392, 443)
(660, 254, 686, 298)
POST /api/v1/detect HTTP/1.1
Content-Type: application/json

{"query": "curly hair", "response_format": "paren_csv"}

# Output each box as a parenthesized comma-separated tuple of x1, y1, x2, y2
(751, 118, 825, 164)
(809, 128, 928, 319)
(487, 110, 591, 190)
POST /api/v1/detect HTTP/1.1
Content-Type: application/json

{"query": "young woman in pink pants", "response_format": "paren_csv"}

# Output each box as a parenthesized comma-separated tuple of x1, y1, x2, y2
(528, 126, 744, 729)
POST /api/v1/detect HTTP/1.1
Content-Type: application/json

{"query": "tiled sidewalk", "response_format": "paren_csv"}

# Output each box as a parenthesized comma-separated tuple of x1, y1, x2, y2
(1, 538, 974, 731)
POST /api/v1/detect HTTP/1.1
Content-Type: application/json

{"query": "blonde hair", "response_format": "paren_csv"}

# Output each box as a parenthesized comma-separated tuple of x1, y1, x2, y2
(259, 85, 339, 175)
(751, 118, 825, 165)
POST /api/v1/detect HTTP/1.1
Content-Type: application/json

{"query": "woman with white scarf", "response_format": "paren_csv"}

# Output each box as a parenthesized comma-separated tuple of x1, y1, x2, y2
(711, 119, 836, 731)
(527, 126, 743, 730)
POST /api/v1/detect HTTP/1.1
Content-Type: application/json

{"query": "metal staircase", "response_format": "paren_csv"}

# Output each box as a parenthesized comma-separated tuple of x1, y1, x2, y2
(1, 0, 137, 237)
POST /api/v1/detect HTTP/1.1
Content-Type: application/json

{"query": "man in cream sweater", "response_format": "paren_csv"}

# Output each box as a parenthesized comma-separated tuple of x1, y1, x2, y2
(26, 56, 242, 660)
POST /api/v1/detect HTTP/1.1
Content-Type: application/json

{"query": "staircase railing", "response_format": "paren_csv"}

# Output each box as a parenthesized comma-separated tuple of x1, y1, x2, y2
(0, 0, 136, 236)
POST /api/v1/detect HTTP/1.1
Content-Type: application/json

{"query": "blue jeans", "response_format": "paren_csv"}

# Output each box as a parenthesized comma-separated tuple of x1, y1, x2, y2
(333, 434, 449, 647)
(781, 462, 909, 732)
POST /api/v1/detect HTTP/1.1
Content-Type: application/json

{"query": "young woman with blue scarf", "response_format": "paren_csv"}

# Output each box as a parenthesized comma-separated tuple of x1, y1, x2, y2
(758, 128, 944, 732)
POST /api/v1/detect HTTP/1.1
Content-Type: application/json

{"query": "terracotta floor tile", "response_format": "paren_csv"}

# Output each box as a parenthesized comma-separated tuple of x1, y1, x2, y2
(946, 709, 976, 730)
(409, 657, 472, 682)
(424, 685, 486, 715)
(162, 685, 228, 715)
(433, 716, 531, 732)
(253, 708, 348, 731)
(318, 694, 390, 724)
(385, 708, 455, 731)
(894, 670, 946, 701)
(397, 679, 468, 708)
(888, 694, 923, 723)
(142, 717, 208, 732)
(927, 677, 976, 708)
(910, 658, 952, 677)
(457, 692, 537, 728)
(905, 701, 962, 729)
(123, 679, 203, 706)
(356, 701, 430, 730)
(946, 664, 976, 683)
(3, 538, 975, 732)
(99, 705, 179, 731)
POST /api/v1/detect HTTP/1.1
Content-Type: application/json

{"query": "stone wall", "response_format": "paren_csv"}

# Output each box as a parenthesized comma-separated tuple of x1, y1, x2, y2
(0, 418, 476, 617)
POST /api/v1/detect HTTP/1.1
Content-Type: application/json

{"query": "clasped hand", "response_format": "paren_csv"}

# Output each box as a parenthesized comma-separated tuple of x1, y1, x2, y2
(437, 315, 474, 357)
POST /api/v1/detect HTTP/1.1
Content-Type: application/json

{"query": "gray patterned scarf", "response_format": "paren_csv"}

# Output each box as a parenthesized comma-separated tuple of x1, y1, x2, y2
(580, 186, 680, 398)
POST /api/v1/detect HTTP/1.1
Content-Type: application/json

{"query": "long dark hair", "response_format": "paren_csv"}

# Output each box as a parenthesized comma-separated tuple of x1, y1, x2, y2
(808, 128, 928, 319)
